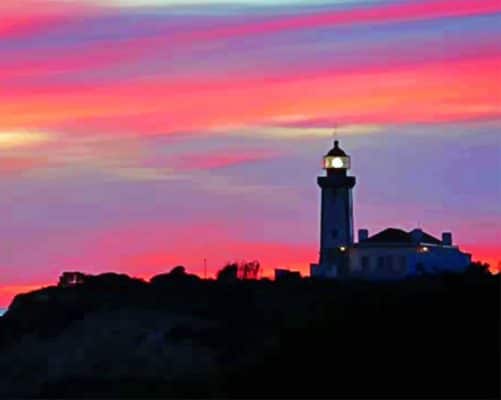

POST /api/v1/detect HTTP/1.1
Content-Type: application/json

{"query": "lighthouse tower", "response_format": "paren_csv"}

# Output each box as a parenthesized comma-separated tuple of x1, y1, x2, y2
(311, 140, 356, 278)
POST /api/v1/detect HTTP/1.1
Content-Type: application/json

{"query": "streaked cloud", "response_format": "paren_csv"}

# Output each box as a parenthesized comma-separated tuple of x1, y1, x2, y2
(231, 124, 384, 138)
(0, 131, 53, 149)
(0, 157, 49, 177)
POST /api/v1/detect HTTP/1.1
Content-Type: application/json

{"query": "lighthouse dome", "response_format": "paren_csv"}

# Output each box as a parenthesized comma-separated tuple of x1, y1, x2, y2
(326, 140, 347, 157)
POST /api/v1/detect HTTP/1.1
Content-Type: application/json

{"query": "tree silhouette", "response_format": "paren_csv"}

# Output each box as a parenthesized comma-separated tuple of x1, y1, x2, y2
(217, 261, 260, 281)
(464, 262, 491, 278)
(238, 260, 260, 280)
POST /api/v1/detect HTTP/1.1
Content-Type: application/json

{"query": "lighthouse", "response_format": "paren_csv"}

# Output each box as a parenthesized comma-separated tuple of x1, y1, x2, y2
(311, 140, 356, 278)
(309, 139, 471, 280)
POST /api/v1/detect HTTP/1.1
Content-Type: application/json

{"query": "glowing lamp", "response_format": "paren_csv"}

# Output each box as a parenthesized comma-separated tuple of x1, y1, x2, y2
(339, 246, 347, 252)
(418, 246, 429, 253)
(324, 156, 350, 169)
(323, 140, 351, 170)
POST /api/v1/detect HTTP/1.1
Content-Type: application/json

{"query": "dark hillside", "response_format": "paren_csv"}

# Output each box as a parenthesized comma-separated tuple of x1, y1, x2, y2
(0, 267, 498, 398)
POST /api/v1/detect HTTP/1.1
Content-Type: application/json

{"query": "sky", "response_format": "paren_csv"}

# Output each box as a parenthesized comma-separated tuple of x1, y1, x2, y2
(1, 0, 500, 305)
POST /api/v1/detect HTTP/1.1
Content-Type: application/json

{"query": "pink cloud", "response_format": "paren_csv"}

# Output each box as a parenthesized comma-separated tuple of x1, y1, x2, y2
(0, 1, 100, 39)
(0, 157, 49, 177)
(168, 150, 280, 171)
(83, 0, 501, 51)
(0, 41, 151, 79)
(3, 55, 500, 135)
(3, 0, 500, 81)
(188, 0, 501, 42)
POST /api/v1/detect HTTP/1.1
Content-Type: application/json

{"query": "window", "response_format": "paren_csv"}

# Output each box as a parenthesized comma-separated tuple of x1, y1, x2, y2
(361, 256, 370, 273)
(386, 255, 394, 273)
(397, 256, 406, 273)
(377, 256, 385, 271)
(416, 262, 425, 274)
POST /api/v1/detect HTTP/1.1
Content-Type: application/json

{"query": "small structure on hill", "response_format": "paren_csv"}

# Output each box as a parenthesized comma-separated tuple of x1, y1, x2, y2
(58, 272, 88, 288)
(275, 269, 302, 281)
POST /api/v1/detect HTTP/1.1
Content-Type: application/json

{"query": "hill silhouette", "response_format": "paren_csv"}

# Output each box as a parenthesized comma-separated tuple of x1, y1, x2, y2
(0, 264, 498, 398)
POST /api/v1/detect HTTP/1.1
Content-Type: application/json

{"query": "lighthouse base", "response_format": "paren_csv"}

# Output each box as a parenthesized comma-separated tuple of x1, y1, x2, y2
(310, 263, 339, 279)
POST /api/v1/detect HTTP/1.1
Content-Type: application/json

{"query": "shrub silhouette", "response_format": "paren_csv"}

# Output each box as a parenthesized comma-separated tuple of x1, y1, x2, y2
(216, 263, 238, 282)
(150, 266, 200, 286)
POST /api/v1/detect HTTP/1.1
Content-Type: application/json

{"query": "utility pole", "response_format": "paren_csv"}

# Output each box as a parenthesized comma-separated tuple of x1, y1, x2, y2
(204, 258, 207, 279)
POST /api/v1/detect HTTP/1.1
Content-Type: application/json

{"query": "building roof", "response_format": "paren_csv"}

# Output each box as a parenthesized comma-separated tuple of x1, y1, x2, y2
(326, 140, 348, 157)
(363, 228, 411, 243)
(360, 228, 441, 245)
(410, 229, 442, 245)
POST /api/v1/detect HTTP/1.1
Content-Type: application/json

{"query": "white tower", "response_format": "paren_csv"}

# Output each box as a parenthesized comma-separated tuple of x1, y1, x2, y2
(311, 140, 356, 278)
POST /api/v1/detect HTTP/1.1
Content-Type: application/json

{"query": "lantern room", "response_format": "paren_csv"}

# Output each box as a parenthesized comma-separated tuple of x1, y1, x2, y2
(323, 140, 351, 172)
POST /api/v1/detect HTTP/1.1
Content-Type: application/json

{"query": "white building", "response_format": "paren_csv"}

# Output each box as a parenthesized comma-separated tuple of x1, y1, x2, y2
(310, 140, 471, 279)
